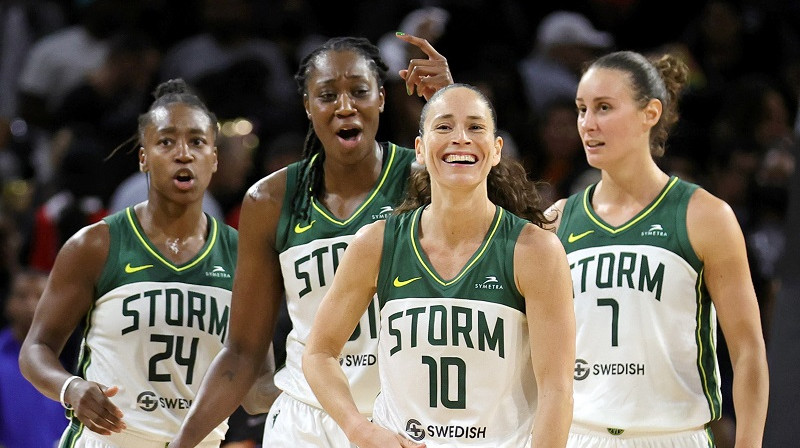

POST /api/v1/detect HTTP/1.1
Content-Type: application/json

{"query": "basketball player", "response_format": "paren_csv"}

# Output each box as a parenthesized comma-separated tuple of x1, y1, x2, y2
(547, 51, 769, 446)
(304, 84, 576, 447)
(170, 34, 454, 448)
(19, 79, 237, 447)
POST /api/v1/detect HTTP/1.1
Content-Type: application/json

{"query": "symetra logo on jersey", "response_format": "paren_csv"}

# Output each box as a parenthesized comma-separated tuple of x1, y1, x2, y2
(640, 223, 668, 237)
(475, 275, 503, 290)
(371, 205, 394, 220)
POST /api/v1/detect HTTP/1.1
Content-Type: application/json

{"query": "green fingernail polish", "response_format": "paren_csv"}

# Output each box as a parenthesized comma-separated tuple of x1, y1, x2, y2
(396, 31, 405, 36)
(407, 85, 412, 95)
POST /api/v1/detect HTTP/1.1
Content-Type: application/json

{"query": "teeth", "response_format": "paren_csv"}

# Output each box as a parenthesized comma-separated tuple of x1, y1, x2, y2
(444, 154, 476, 163)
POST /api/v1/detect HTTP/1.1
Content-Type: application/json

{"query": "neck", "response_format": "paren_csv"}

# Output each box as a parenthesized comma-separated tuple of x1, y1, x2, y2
(423, 186, 495, 247)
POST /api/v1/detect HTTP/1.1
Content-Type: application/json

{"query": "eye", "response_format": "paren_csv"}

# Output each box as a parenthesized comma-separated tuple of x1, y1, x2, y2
(158, 138, 172, 146)
(434, 123, 452, 132)
(191, 137, 207, 146)
(352, 87, 370, 97)
(318, 92, 336, 102)
(599, 103, 611, 112)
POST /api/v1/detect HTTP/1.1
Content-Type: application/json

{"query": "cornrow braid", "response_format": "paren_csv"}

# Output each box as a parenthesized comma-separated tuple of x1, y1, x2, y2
(290, 37, 389, 221)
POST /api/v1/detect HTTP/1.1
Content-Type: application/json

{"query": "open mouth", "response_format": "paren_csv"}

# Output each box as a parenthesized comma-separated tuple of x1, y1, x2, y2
(174, 169, 195, 187)
(337, 128, 361, 141)
(443, 154, 477, 165)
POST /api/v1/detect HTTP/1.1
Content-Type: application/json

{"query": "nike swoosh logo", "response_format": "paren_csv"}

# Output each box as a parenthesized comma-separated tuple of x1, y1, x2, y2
(125, 263, 154, 273)
(294, 220, 315, 233)
(393, 276, 421, 287)
(568, 230, 595, 243)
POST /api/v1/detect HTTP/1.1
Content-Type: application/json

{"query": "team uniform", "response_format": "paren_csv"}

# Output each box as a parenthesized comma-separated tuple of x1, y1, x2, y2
(59, 207, 237, 448)
(557, 177, 719, 447)
(373, 205, 536, 448)
(264, 143, 415, 447)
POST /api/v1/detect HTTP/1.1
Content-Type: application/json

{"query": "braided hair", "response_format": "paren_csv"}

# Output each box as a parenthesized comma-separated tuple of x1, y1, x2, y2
(137, 78, 218, 141)
(291, 37, 389, 221)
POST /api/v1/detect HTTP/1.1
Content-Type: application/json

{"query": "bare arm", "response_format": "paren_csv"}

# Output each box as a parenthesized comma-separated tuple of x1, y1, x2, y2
(688, 189, 768, 447)
(19, 222, 126, 435)
(171, 171, 287, 447)
(303, 222, 424, 448)
(395, 33, 453, 100)
(515, 224, 575, 447)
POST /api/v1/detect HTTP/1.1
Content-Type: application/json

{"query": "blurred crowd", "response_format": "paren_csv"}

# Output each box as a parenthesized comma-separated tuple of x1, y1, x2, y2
(1, 0, 798, 447)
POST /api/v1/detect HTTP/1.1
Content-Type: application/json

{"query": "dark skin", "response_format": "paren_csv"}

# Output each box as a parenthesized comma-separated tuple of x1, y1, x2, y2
(169, 34, 452, 448)
(18, 102, 218, 435)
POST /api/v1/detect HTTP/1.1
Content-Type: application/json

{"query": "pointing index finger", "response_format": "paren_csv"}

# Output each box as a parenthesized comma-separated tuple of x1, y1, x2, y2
(395, 32, 444, 60)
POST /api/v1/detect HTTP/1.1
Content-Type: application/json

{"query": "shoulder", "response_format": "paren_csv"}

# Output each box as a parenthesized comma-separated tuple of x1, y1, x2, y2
(516, 223, 567, 257)
(686, 187, 743, 260)
(55, 220, 110, 280)
(244, 167, 289, 208)
(543, 198, 568, 232)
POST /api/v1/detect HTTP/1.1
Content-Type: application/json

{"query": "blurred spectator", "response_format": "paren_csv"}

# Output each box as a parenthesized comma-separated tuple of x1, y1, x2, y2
(15, 0, 141, 185)
(518, 10, 613, 118)
(26, 145, 108, 271)
(52, 32, 160, 203)
(0, 268, 66, 448)
(523, 97, 595, 205)
(159, 0, 297, 124)
(0, 0, 65, 178)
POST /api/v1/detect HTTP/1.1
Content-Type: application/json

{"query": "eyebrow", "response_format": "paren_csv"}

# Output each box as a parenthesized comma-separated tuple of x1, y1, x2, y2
(433, 113, 486, 121)
(156, 126, 209, 134)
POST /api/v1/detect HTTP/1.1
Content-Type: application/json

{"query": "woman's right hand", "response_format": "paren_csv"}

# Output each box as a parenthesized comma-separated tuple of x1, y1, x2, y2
(349, 420, 427, 448)
(396, 33, 453, 101)
(66, 378, 126, 435)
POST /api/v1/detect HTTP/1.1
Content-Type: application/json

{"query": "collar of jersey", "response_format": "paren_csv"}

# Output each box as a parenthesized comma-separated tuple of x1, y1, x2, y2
(410, 205, 503, 287)
(582, 176, 679, 234)
(310, 142, 398, 226)
(125, 207, 218, 272)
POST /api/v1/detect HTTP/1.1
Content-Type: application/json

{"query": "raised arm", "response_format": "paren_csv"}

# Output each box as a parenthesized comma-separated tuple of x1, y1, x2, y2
(515, 224, 575, 448)
(303, 221, 423, 448)
(395, 33, 453, 100)
(19, 222, 126, 435)
(171, 172, 287, 447)
(687, 189, 768, 447)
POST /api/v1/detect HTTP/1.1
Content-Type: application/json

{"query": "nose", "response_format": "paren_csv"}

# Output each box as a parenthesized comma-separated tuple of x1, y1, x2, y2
(335, 93, 356, 116)
(175, 140, 194, 162)
(578, 110, 596, 132)
(452, 125, 471, 144)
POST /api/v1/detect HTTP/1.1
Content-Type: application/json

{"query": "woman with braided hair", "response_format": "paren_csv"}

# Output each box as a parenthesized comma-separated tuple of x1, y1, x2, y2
(20, 78, 238, 447)
(170, 34, 452, 448)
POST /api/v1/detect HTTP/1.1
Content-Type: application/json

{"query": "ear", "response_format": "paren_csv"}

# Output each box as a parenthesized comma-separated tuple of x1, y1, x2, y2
(303, 94, 311, 119)
(492, 135, 503, 167)
(138, 147, 147, 172)
(643, 98, 662, 127)
(211, 146, 219, 173)
(378, 86, 386, 113)
(414, 135, 425, 165)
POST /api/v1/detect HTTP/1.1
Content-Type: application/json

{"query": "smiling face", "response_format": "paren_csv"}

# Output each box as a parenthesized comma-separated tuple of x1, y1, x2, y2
(416, 86, 502, 191)
(575, 67, 661, 170)
(303, 50, 385, 164)
(139, 103, 218, 205)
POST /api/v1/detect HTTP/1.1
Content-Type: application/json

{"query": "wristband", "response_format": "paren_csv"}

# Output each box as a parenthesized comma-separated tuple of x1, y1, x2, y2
(59, 375, 81, 410)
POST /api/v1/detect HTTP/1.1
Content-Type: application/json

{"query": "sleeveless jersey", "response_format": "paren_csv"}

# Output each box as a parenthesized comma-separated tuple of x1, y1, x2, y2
(274, 142, 415, 414)
(60, 207, 237, 446)
(557, 176, 721, 432)
(373, 206, 536, 447)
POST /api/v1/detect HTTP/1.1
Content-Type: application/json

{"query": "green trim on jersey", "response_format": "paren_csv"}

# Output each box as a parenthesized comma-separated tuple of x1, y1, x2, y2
(126, 207, 218, 272)
(558, 176, 722, 429)
(410, 206, 505, 287)
(311, 143, 403, 226)
(378, 205, 527, 311)
(276, 142, 415, 251)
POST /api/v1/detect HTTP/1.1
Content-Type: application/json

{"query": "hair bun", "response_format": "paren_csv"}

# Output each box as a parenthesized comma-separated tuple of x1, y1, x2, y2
(154, 78, 190, 99)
